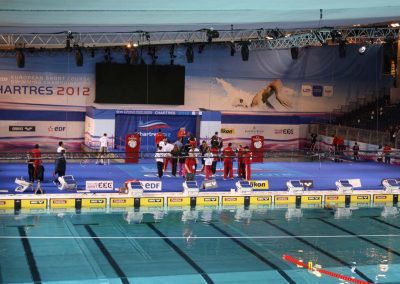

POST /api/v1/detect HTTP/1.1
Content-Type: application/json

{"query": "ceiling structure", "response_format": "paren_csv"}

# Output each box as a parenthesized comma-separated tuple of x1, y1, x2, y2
(1, 0, 400, 50)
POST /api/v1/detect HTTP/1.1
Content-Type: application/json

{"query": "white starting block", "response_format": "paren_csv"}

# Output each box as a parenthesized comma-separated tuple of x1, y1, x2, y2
(58, 175, 77, 190)
(335, 180, 353, 194)
(183, 181, 199, 196)
(15, 177, 33, 192)
(286, 180, 304, 194)
(382, 179, 400, 193)
(127, 181, 144, 196)
(235, 180, 253, 195)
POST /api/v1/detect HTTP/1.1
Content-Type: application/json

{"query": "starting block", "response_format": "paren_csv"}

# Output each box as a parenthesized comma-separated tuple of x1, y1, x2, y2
(58, 175, 77, 190)
(287, 180, 304, 194)
(382, 179, 400, 193)
(183, 181, 199, 196)
(127, 181, 144, 196)
(15, 177, 33, 192)
(235, 180, 253, 195)
(335, 180, 353, 194)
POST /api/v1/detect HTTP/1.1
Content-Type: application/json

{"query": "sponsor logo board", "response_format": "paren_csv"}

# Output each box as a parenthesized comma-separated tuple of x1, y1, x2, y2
(249, 180, 269, 190)
(301, 84, 312, 96)
(85, 181, 114, 191)
(9, 126, 35, 132)
(140, 181, 162, 191)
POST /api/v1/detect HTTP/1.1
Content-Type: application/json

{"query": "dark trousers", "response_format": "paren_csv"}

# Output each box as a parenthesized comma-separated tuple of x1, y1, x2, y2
(172, 159, 178, 176)
(28, 164, 34, 182)
(211, 161, 217, 174)
(157, 161, 164, 178)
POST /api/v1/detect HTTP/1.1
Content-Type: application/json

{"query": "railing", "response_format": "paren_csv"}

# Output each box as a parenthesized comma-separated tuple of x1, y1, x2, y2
(311, 123, 393, 147)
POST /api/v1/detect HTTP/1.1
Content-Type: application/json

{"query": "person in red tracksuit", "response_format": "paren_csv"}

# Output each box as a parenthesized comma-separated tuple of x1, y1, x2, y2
(155, 129, 165, 146)
(31, 144, 42, 181)
(223, 143, 235, 179)
(242, 146, 252, 180)
(236, 144, 244, 178)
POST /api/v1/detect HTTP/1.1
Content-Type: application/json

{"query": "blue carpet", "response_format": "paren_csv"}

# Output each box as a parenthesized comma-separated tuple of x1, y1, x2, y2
(0, 161, 398, 194)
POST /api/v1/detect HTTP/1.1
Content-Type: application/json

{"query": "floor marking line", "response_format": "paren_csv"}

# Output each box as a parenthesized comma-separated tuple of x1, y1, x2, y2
(18, 226, 42, 284)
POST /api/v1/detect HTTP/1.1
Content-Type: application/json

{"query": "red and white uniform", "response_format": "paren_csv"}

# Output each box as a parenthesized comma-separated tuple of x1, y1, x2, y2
(243, 150, 252, 180)
(155, 132, 165, 146)
(222, 146, 235, 179)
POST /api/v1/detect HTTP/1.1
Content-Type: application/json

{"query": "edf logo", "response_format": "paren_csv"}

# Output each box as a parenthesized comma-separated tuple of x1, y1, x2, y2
(48, 126, 66, 132)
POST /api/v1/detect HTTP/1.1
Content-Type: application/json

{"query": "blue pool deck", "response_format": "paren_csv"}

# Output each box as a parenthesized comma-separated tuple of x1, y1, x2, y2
(0, 160, 398, 194)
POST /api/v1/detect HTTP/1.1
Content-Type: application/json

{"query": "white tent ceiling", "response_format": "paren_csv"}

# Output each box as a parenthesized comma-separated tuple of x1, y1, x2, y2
(1, 0, 400, 32)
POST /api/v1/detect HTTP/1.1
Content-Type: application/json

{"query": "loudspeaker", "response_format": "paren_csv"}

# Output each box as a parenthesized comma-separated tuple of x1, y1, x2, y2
(75, 49, 83, 67)
(290, 47, 299, 59)
(16, 50, 25, 68)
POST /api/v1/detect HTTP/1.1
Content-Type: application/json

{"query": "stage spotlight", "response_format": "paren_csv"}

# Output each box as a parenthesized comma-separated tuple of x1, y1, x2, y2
(241, 43, 249, 61)
(339, 40, 346, 58)
(186, 44, 194, 63)
(65, 31, 73, 51)
(358, 45, 368, 55)
(75, 49, 83, 66)
(290, 47, 299, 59)
(206, 29, 219, 43)
(16, 49, 25, 68)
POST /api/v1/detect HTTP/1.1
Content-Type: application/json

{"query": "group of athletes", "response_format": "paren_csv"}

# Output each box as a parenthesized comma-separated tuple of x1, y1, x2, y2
(154, 128, 253, 181)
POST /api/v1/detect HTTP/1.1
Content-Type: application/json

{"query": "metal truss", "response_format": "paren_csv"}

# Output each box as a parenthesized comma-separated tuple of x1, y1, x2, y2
(0, 27, 398, 50)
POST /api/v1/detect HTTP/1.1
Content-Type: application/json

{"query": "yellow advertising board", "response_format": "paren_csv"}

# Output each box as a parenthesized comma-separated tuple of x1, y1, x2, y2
(325, 195, 346, 204)
(81, 198, 107, 208)
(196, 196, 219, 206)
(373, 194, 394, 203)
(140, 197, 164, 207)
(110, 198, 134, 208)
(250, 196, 272, 205)
(21, 199, 47, 209)
(0, 199, 14, 209)
(248, 180, 269, 190)
(222, 196, 245, 206)
(167, 197, 190, 206)
(50, 198, 75, 209)
(274, 195, 296, 205)
(301, 195, 322, 204)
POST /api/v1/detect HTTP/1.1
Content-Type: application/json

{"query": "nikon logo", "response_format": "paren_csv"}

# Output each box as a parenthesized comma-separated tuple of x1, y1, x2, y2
(221, 128, 235, 134)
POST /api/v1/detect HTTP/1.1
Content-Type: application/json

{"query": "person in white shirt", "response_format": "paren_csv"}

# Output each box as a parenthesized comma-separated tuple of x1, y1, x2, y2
(97, 133, 108, 165)
(163, 140, 174, 171)
(155, 145, 165, 178)
(203, 147, 214, 180)
(57, 141, 66, 153)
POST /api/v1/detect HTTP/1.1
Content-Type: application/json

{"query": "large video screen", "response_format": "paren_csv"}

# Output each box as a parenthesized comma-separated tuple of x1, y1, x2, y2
(95, 63, 185, 105)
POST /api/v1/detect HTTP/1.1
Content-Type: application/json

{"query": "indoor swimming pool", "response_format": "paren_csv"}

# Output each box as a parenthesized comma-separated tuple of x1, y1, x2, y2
(1, 206, 400, 283)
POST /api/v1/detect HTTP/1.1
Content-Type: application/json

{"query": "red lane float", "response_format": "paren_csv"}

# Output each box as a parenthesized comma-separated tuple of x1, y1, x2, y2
(282, 254, 371, 284)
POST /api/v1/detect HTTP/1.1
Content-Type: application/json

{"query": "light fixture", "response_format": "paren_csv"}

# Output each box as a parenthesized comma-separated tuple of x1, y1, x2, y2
(390, 23, 400, 28)
(75, 48, 83, 66)
(65, 31, 73, 51)
(186, 44, 194, 63)
(290, 47, 298, 59)
(126, 42, 132, 48)
(241, 42, 249, 61)
(206, 28, 219, 43)
(16, 49, 25, 68)
(358, 45, 368, 55)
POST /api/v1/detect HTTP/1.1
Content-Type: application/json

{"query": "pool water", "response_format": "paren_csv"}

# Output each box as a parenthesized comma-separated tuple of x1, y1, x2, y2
(1, 206, 400, 283)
